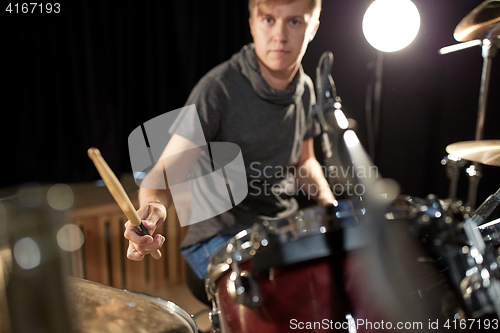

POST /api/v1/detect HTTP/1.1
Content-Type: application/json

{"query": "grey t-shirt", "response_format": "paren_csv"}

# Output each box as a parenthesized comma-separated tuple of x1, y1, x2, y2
(171, 44, 320, 248)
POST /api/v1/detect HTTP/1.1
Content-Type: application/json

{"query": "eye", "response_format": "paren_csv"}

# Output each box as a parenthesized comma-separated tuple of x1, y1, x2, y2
(263, 17, 274, 24)
(290, 19, 301, 26)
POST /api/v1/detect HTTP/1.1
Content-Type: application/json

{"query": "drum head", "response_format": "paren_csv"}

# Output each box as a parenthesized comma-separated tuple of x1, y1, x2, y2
(67, 277, 195, 333)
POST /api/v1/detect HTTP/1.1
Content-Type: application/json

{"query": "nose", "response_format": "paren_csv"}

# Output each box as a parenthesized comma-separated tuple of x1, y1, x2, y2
(272, 20, 287, 43)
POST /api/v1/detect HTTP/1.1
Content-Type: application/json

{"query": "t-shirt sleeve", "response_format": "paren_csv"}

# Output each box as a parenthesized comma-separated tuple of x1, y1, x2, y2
(169, 75, 227, 143)
(303, 76, 321, 140)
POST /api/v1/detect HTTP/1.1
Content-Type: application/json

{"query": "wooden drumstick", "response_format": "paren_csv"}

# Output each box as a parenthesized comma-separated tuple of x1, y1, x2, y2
(87, 148, 162, 260)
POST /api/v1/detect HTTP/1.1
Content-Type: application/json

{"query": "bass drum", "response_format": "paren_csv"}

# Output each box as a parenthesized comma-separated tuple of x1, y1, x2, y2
(205, 197, 456, 333)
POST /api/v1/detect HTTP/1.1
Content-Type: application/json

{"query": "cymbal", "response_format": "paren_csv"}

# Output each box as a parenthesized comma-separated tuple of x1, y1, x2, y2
(67, 277, 194, 333)
(446, 140, 500, 166)
(454, 0, 500, 42)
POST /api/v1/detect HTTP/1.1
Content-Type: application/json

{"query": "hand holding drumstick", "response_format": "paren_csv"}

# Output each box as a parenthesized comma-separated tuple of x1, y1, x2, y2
(88, 148, 164, 260)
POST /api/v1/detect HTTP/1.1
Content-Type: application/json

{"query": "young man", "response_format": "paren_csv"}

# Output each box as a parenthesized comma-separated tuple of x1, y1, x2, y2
(124, 0, 332, 302)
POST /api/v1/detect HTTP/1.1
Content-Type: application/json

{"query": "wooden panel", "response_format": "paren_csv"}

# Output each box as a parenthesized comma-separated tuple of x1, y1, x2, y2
(80, 217, 109, 284)
(66, 183, 188, 296)
(69, 219, 85, 279)
(151, 219, 167, 291)
(123, 242, 147, 293)
(70, 245, 84, 279)
(108, 215, 125, 289)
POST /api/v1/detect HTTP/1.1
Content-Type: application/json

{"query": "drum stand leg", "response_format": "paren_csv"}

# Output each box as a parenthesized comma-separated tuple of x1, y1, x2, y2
(466, 38, 498, 210)
(442, 155, 466, 201)
(466, 163, 482, 212)
(209, 300, 221, 333)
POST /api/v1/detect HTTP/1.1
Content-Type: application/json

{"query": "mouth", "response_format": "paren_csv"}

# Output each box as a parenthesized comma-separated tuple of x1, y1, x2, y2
(270, 49, 290, 56)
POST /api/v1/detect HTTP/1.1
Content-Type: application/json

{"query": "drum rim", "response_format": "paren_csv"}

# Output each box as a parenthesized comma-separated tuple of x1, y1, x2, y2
(205, 197, 422, 300)
(126, 290, 198, 333)
(205, 205, 343, 299)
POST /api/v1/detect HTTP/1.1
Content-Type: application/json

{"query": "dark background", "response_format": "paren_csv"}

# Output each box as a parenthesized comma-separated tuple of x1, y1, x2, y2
(1, 0, 499, 206)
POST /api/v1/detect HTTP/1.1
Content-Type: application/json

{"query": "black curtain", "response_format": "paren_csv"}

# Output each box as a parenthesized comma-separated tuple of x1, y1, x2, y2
(0, 0, 251, 186)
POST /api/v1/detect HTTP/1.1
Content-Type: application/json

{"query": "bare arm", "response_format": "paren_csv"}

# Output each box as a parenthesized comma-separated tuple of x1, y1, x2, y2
(295, 138, 335, 205)
(124, 134, 201, 260)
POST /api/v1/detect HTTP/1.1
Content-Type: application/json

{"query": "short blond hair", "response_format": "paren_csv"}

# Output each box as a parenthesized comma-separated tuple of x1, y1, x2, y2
(249, 0, 322, 20)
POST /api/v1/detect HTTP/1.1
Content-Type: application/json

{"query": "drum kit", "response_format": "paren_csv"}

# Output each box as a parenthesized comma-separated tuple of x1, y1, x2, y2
(204, 1, 500, 333)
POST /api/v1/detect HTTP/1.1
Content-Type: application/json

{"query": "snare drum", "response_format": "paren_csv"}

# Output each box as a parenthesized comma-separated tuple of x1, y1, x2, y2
(67, 277, 198, 333)
(205, 198, 450, 333)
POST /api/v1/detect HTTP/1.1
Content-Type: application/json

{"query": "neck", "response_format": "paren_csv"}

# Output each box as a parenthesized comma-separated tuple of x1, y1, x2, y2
(257, 59, 299, 91)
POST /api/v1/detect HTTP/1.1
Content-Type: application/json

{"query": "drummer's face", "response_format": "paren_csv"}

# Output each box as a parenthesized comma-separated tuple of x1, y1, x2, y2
(249, 0, 319, 76)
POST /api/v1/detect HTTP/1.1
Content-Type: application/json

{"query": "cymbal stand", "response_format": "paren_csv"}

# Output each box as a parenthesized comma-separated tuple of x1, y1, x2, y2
(475, 38, 499, 141)
(441, 155, 467, 201)
(439, 37, 500, 209)
(468, 38, 500, 208)
(466, 163, 482, 210)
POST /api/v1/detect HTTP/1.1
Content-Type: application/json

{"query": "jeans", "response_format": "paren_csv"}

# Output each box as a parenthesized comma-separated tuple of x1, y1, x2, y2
(181, 235, 234, 279)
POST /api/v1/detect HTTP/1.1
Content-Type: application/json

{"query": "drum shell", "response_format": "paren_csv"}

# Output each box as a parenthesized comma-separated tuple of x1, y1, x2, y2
(213, 237, 348, 333)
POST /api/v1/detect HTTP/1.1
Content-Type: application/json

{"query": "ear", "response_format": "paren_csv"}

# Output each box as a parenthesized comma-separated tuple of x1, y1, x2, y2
(309, 20, 320, 42)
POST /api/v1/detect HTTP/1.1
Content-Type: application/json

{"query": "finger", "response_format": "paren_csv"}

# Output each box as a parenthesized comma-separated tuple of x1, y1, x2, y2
(143, 203, 167, 229)
(144, 209, 166, 228)
(135, 234, 165, 256)
(136, 204, 152, 220)
(124, 221, 154, 245)
(127, 241, 145, 261)
(141, 219, 158, 235)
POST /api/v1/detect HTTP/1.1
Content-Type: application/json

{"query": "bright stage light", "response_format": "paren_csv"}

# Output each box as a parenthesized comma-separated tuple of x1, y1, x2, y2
(362, 0, 420, 52)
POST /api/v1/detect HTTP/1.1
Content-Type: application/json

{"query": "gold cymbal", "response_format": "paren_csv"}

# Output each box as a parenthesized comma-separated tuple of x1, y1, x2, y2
(446, 140, 500, 166)
(67, 277, 193, 333)
(454, 0, 500, 42)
